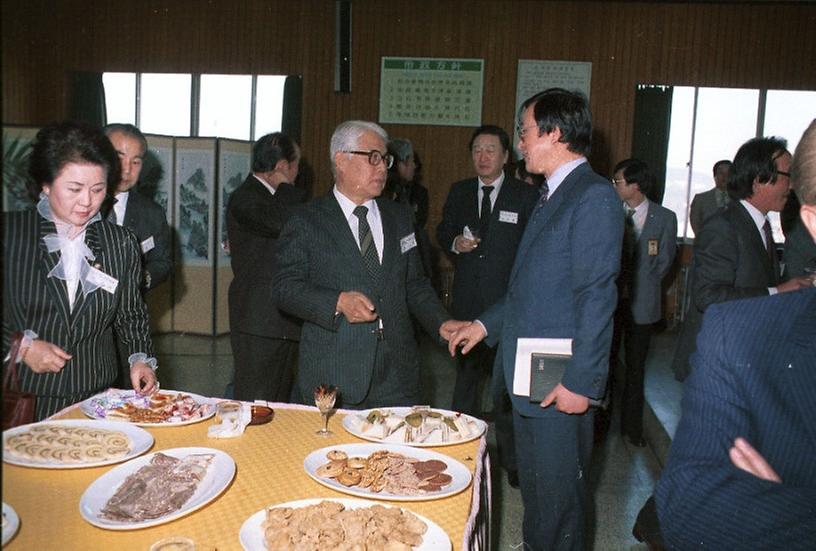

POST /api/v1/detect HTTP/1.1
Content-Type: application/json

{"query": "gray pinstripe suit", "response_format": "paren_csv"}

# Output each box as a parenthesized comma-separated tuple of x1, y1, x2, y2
(3, 210, 154, 419)
(273, 194, 449, 408)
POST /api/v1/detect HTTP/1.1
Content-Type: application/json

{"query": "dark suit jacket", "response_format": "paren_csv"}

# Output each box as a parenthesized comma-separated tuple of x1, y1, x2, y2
(227, 175, 305, 340)
(656, 289, 816, 550)
(625, 200, 677, 324)
(673, 201, 781, 380)
(2, 210, 153, 407)
(479, 163, 623, 413)
(273, 193, 449, 405)
(783, 220, 816, 278)
(693, 201, 780, 310)
(121, 190, 173, 290)
(437, 175, 539, 319)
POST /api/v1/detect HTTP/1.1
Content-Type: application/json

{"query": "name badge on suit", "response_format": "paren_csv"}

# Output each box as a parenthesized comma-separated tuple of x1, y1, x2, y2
(648, 239, 658, 256)
(400, 232, 417, 253)
(499, 210, 519, 224)
(140, 236, 155, 253)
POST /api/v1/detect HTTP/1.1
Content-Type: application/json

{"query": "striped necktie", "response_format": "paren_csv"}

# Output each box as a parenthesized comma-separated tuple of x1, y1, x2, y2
(353, 205, 382, 281)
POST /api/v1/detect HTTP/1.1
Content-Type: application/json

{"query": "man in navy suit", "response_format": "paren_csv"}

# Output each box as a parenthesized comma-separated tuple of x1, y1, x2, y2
(450, 89, 623, 550)
(655, 120, 816, 550)
(437, 125, 539, 486)
(610, 159, 677, 446)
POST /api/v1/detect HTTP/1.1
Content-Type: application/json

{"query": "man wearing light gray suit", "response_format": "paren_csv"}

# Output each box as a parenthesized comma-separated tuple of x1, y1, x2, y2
(611, 159, 677, 446)
(273, 121, 465, 408)
(689, 159, 732, 235)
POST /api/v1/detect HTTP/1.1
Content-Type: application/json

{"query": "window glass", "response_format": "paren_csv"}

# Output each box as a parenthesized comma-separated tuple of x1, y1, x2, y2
(664, 87, 695, 238)
(254, 75, 287, 140)
(140, 73, 191, 135)
(199, 74, 252, 139)
(764, 90, 816, 153)
(102, 72, 136, 124)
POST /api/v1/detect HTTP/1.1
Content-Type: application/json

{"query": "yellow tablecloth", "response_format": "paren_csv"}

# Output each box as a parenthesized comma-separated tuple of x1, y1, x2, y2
(2, 402, 489, 550)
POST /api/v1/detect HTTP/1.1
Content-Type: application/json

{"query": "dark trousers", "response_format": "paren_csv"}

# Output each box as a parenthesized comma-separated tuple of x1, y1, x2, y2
(514, 408, 595, 551)
(231, 332, 298, 402)
(610, 304, 653, 441)
(452, 344, 516, 472)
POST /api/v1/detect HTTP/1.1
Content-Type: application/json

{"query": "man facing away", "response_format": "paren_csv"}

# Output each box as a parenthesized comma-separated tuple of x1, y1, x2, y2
(689, 159, 732, 236)
(449, 88, 623, 550)
(655, 119, 816, 551)
(227, 132, 306, 402)
(273, 120, 466, 408)
(436, 124, 539, 487)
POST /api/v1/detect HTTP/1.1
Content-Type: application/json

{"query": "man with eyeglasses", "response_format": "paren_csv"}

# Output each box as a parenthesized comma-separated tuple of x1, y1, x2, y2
(449, 88, 623, 550)
(273, 120, 467, 408)
(671, 136, 813, 382)
(655, 120, 816, 551)
(436, 125, 539, 488)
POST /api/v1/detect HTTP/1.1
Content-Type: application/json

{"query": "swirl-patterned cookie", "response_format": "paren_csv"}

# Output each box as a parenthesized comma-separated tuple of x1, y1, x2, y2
(3, 425, 131, 464)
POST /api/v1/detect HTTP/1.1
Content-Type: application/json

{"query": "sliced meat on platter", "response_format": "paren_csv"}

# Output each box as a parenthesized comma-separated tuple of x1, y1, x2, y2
(100, 453, 213, 521)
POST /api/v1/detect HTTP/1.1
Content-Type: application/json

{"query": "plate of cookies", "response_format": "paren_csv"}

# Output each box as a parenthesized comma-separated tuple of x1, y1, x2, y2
(2, 420, 154, 469)
(304, 443, 472, 502)
(80, 388, 217, 426)
(239, 497, 451, 551)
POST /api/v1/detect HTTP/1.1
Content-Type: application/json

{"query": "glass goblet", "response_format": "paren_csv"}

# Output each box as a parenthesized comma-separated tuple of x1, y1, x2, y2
(314, 384, 337, 436)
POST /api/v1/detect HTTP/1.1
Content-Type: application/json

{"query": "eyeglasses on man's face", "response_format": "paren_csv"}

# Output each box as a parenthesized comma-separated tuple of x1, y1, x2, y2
(516, 123, 540, 139)
(344, 150, 394, 169)
(611, 178, 628, 186)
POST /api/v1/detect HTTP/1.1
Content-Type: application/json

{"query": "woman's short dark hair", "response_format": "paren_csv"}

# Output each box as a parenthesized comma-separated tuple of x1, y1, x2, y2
(252, 132, 298, 173)
(520, 88, 592, 156)
(613, 158, 653, 196)
(27, 121, 120, 201)
(728, 136, 788, 200)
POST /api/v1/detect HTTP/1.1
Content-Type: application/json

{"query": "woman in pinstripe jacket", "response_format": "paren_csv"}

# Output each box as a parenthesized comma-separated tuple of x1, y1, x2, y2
(3, 121, 158, 420)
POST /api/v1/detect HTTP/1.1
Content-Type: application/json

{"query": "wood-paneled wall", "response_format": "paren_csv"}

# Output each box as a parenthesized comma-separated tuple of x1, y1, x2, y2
(4, 0, 815, 234)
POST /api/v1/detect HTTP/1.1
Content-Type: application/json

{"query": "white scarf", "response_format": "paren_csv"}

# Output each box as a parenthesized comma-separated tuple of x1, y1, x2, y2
(37, 193, 102, 309)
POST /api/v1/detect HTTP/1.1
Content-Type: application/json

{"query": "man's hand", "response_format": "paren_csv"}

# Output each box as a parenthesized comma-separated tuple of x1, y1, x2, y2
(453, 235, 480, 253)
(729, 436, 781, 483)
(777, 276, 814, 293)
(447, 322, 486, 356)
(439, 320, 472, 341)
(336, 291, 378, 323)
(541, 383, 590, 414)
(23, 340, 72, 373)
(130, 362, 158, 395)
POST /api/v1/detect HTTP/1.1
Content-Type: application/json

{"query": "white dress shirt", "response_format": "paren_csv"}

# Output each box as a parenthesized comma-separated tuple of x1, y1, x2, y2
(333, 186, 384, 262)
(112, 191, 130, 225)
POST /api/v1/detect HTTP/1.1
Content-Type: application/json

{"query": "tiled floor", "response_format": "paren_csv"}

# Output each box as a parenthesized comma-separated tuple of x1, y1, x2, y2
(154, 330, 679, 550)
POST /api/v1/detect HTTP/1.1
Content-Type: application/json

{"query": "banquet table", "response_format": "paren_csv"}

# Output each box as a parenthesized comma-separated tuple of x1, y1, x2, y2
(2, 400, 491, 550)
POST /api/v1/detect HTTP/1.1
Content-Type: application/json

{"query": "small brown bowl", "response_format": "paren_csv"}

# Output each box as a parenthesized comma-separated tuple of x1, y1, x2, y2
(250, 405, 274, 425)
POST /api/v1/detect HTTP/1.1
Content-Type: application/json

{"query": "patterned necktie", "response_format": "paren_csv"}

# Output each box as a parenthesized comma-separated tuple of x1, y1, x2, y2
(762, 219, 776, 268)
(107, 198, 119, 224)
(539, 181, 550, 203)
(624, 206, 637, 259)
(480, 186, 493, 237)
(353, 205, 381, 281)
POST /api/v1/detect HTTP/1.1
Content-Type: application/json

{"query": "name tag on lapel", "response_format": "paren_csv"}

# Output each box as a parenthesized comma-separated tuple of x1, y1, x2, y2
(400, 232, 418, 253)
(499, 210, 519, 224)
(648, 239, 659, 256)
(87, 267, 119, 294)
(140, 236, 155, 254)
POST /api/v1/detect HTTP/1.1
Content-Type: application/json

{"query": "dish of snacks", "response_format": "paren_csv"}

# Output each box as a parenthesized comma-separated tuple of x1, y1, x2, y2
(80, 447, 235, 530)
(304, 443, 472, 502)
(343, 406, 487, 447)
(2, 420, 153, 469)
(239, 497, 451, 551)
(80, 388, 217, 426)
(2, 502, 20, 546)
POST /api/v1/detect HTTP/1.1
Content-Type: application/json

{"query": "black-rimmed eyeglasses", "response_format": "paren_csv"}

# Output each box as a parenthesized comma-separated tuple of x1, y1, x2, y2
(343, 150, 395, 169)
